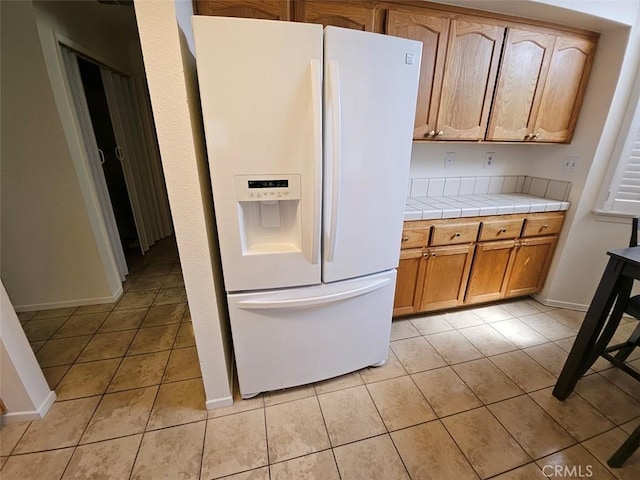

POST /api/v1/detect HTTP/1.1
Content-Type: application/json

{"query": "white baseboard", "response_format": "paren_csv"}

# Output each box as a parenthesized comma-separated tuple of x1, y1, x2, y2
(13, 287, 123, 313)
(531, 294, 589, 312)
(206, 395, 233, 410)
(1, 391, 57, 424)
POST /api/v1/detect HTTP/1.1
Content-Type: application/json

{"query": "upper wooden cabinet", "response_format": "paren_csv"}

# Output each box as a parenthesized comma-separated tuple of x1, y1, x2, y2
(387, 9, 505, 141)
(194, 0, 291, 20)
(532, 34, 596, 143)
(438, 17, 505, 140)
(486, 28, 555, 142)
(385, 9, 449, 138)
(195, 1, 598, 143)
(295, 1, 377, 31)
(487, 28, 596, 142)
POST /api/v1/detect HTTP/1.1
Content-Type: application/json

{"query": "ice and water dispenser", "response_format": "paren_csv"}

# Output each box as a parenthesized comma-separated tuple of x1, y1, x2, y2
(233, 174, 302, 254)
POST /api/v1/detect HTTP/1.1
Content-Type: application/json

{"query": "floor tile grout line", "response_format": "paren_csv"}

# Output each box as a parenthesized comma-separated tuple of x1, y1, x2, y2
(10, 285, 637, 477)
(484, 395, 568, 465)
(570, 380, 640, 428)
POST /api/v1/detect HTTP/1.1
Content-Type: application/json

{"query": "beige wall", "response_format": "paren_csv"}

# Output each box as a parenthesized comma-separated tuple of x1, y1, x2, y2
(0, 0, 111, 309)
(134, 0, 233, 408)
(533, 8, 640, 307)
(1, 282, 55, 422)
(1, 1, 149, 310)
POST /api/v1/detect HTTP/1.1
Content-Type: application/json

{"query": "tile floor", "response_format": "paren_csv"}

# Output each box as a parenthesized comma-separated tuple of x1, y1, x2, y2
(1, 237, 639, 479)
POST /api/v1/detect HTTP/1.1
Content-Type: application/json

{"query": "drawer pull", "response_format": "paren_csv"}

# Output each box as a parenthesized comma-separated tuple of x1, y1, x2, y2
(541, 224, 548, 229)
(402, 236, 409, 242)
(454, 232, 461, 237)
(500, 228, 507, 233)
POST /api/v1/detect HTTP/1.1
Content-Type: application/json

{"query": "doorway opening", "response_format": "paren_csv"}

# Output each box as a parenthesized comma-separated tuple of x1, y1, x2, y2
(59, 45, 173, 284)
(77, 56, 139, 257)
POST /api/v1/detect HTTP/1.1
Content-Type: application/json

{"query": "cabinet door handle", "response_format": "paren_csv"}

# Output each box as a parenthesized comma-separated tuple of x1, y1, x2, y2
(426, 130, 436, 137)
(521, 242, 528, 246)
(533, 132, 540, 139)
(423, 252, 429, 258)
(526, 133, 534, 140)
(432, 253, 437, 257)
(437, 130, 444, 136)
(402, 236, 409, 242)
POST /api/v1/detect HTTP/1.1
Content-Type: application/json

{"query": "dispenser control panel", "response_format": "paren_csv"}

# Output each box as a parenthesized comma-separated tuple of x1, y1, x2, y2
(235, 174, 301, 201)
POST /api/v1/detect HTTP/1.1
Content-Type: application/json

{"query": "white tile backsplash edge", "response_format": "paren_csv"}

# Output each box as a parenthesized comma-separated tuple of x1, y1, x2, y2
(407, 176, 571, 201)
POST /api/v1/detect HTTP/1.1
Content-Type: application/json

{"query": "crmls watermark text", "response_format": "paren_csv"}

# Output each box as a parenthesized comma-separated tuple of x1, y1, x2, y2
(542, 464, 594, 477)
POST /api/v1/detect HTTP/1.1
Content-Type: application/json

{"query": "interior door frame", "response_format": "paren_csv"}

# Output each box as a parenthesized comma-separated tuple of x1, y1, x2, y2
(53, 33, 130, 298)
(60, 47, 129, 281)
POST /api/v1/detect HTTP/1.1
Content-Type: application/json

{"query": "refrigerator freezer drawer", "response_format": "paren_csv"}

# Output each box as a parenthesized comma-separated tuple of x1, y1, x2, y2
(227, 270, 397, 398)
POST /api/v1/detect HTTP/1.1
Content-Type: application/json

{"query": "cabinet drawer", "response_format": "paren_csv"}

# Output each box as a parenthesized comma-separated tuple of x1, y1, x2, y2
(478, 219, 523, 241)
(431, 222, 479, 246)
(522, 214, 564, 237)
(401, 227, 430, 249)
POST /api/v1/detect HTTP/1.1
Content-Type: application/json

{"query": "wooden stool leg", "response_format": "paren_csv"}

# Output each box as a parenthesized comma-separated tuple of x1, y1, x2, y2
(608, 426, 640, 468)
(614, 322, 640, 362)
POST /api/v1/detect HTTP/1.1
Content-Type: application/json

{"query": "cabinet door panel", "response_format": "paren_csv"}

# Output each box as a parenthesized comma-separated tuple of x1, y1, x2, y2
(465, 240, 515, 304)
(419, 244, 474, 311)
(195, 0, 290, 20)
(534, 35, 596, 142)
(504, 236, 557, 297)
(386, 9, 449, 139)
(393, 249, 424, 316)
(487, 28, 555, 141)
(298, 1, 375, 31)
(437, 18, 505, 140)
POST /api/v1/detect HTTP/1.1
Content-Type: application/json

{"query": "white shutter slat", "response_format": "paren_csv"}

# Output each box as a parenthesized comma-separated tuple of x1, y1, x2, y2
(611, 121, 640, 214)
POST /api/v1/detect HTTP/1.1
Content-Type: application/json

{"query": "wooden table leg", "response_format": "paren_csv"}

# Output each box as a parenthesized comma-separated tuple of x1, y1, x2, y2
(553, 257, 624, 400)
(608, 425, 640, 468)
(580, 275, 634, 376)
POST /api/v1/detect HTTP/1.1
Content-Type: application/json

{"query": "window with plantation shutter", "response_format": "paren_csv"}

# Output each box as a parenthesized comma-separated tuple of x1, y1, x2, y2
(609, 122, 640, 214)
(596, 72, 640, 218)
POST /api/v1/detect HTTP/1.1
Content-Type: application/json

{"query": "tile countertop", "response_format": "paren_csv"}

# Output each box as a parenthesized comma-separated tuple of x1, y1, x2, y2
(404, 193, 571, 221)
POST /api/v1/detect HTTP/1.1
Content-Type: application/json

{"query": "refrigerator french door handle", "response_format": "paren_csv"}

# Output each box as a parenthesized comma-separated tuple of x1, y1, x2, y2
(326, 61, 342, 263)
(309, 59, 322, 265)
(236, 277, 391, 310)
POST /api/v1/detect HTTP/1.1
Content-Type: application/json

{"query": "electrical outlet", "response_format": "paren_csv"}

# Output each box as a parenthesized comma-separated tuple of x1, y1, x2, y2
(484, 152, 496, 169)
(444, 152, 455, 169)
(562, 156, 579, 171)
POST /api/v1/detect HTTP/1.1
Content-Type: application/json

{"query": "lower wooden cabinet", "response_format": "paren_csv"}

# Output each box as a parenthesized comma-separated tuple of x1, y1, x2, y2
(504, 235, 558, 297)
(394, 248, 424, 316)
(393, 212, 563, 317)
(418, 245, 474, 312)
(465, 239, 515, 304)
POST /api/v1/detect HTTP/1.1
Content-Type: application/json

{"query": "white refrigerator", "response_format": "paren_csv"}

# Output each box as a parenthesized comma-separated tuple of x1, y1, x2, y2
(193, 16, 421, 398)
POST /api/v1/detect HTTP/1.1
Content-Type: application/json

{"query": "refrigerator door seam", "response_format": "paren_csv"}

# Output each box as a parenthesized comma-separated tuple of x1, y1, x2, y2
(309, 59, 322, 266)
(326, 60, 342, 263)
